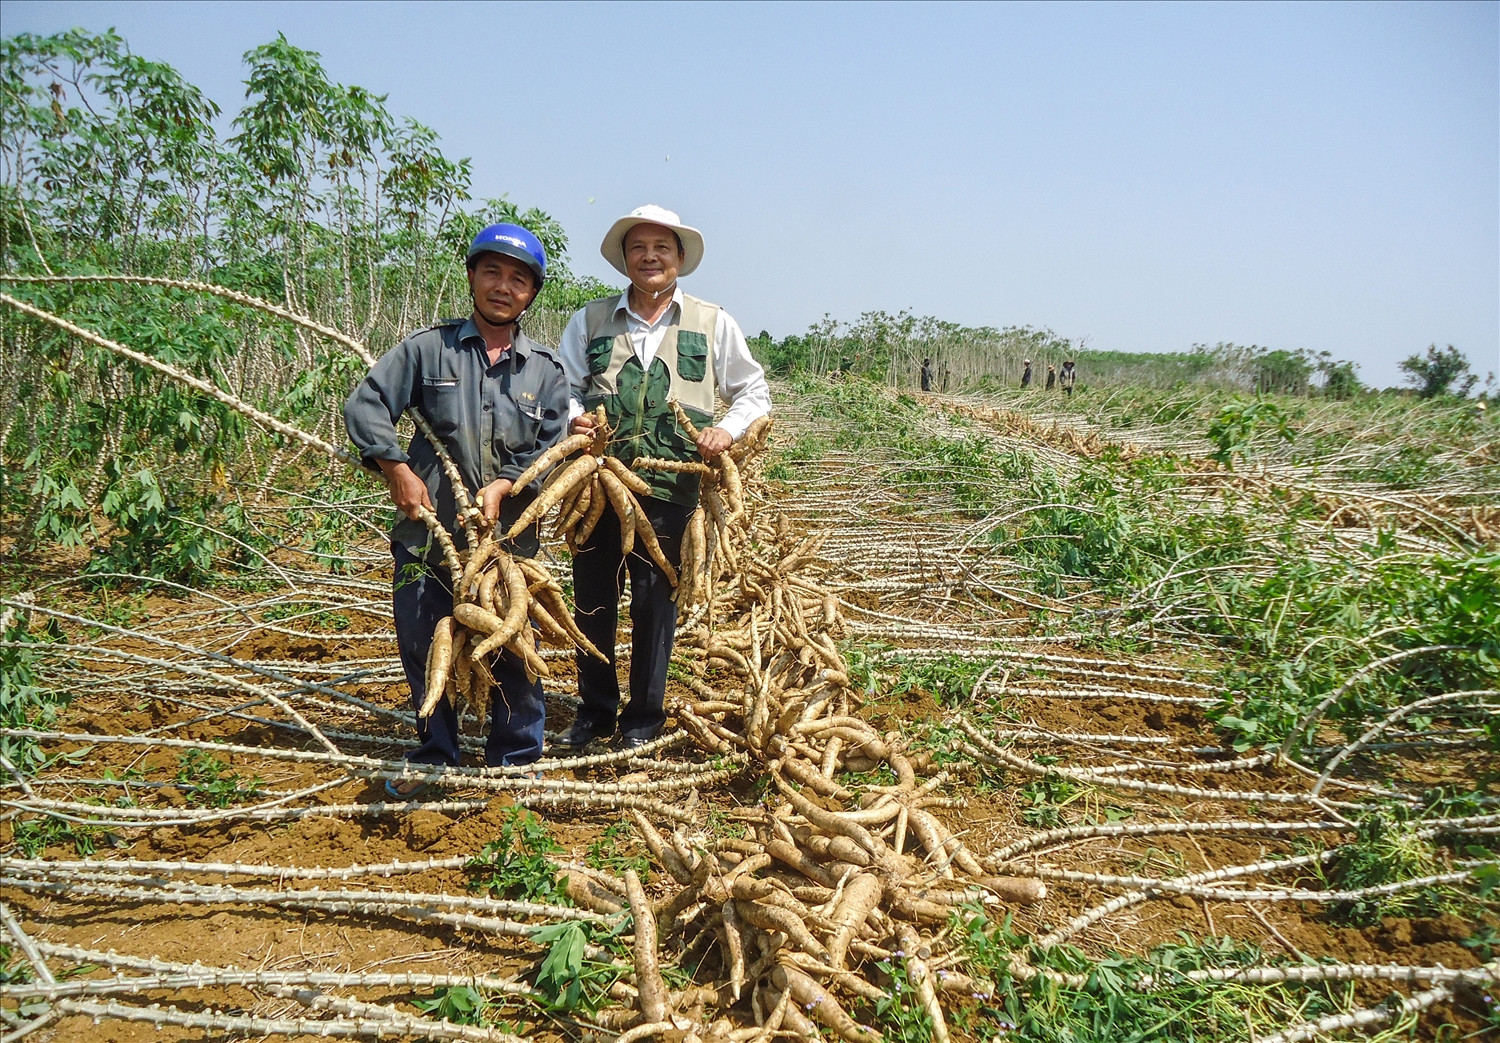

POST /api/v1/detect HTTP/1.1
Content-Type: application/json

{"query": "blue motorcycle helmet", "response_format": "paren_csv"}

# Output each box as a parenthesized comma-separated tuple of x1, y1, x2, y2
(466, 223, 547, 288)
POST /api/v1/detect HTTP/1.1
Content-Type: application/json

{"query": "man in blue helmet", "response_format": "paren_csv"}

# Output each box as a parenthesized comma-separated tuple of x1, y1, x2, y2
(344, 223, 568, 792)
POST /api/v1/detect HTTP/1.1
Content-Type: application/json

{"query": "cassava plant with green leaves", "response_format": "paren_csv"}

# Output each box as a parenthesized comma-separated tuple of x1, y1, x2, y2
(1, 29, 608, 580)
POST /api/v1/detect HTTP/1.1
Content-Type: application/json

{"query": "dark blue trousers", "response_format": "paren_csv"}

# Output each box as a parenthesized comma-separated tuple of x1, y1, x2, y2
(392, 542, 544, 767)
(572, 498, 691, 741)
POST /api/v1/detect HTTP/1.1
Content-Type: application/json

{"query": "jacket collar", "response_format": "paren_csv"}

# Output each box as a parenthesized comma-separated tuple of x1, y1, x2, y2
(458, 316, 533, 361)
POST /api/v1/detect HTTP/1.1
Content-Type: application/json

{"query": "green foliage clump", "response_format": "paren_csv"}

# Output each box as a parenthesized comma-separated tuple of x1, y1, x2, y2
(12, 815, 112, 858)
(466, 807, 567, 904)
(413, 985, 491, 1025)
(585, 818, 652, 878)
(174, 749, 264, 807)
(1205, 398, 1295, 469)
(1216, 551, 1500, 751)
(1, 29, 607, 581)
(1, 944, 34, 986)
(870, 955, 935, 1043)
(0, 611, 61, 774)
(884, 655, 988, 708)
(940, 911, 1352, 1042)
(1324, 807, 1467, 924)
(1399, 344, 1478, 399)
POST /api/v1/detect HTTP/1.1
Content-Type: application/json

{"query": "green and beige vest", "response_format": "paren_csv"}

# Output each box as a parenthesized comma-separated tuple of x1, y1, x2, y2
(582, 293, 718, 506)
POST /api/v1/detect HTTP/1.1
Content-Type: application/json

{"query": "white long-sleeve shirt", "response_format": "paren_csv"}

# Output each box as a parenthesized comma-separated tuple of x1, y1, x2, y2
(557, 286, 772, 440)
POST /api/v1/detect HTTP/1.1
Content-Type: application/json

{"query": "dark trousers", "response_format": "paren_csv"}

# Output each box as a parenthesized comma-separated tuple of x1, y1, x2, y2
(392, 542, 544, 767)
(572, 498, 692, 740)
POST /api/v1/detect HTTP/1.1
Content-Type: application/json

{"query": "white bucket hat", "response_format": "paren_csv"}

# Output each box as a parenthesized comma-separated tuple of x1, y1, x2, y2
(600, 204, 705, 278)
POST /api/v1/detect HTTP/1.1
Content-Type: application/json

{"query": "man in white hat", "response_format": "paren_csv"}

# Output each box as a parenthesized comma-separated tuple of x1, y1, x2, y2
(554, 205, 772, 749)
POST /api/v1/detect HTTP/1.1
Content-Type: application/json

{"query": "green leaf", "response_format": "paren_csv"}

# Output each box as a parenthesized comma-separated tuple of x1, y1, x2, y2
(534, 922, 587, 1010)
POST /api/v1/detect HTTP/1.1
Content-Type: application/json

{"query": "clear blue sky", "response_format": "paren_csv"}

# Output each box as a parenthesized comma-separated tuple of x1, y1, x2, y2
(5, 0, 1497, 387)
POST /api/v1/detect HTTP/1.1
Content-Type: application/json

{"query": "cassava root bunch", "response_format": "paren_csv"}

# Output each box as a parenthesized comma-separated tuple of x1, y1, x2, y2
(657, 404, 774, 613)
(420, 542, 605, 719)
(504, 406, 681, 583)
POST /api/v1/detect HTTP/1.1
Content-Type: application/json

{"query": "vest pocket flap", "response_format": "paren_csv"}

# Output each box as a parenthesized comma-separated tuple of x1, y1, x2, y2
(675, 331, 709, 381)
(586, 337, 614, 375)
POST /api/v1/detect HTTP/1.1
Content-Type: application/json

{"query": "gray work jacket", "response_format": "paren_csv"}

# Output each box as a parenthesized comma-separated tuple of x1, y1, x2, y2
(343, 318, 568, 560)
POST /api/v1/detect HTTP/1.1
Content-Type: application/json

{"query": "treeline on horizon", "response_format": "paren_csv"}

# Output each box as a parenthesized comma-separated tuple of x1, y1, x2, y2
(746, 311, 1489, 401)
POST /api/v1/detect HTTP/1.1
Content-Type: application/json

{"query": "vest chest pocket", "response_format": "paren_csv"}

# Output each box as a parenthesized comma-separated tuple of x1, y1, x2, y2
(676, 331, 708, 382)
(586, 337, 615, 376)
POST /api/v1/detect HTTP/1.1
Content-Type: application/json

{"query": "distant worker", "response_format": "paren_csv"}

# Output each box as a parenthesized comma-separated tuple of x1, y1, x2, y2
(920, 357, 934, 392)
(1060, 359, 1077, 397)
(1045, 364, 1056, 391)
(1021, 359, 1033, 388)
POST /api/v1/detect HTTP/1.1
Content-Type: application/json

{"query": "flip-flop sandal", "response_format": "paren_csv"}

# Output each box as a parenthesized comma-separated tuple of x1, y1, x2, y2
(384, 777, 430, 801)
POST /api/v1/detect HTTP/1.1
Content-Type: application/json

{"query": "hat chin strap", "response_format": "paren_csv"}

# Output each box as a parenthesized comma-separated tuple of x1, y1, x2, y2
(631, 279, 677, 303)
(473, 298, 530, 335)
